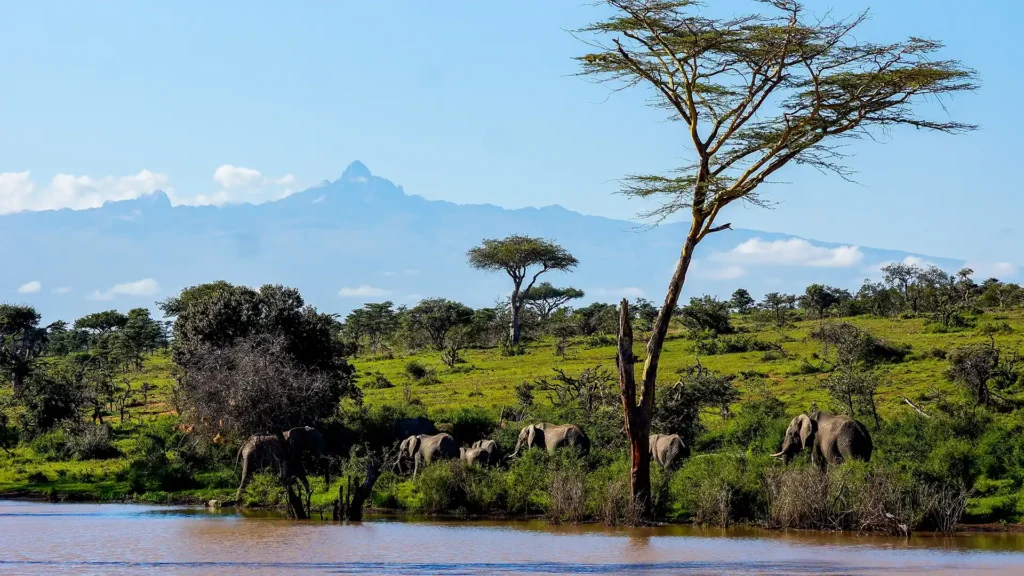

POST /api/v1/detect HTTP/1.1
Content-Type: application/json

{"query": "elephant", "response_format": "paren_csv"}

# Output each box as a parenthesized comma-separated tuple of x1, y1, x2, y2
(460, 439, 500, 466)
(235, 426, 326, 501)
(649, 433, 687, 469)
(399, 433, 459, 476)
(772, 412, 872, 467)
(391, 417, 437, 441)
(512, 423, 589, 456)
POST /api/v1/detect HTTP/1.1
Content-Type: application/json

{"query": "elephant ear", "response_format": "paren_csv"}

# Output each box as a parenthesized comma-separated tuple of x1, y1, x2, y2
(798, 414, 817, 450)
(527, 425, 536, 447)
(408, 436, 421, 458)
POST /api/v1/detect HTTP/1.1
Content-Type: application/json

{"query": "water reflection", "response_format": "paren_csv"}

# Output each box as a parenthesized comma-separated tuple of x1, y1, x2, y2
(0, 501, 1022, 575)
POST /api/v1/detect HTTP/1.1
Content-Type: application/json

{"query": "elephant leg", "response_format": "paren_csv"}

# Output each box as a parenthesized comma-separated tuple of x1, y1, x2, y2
(413, 453, 421, 478)
(236, 454, 251, 501)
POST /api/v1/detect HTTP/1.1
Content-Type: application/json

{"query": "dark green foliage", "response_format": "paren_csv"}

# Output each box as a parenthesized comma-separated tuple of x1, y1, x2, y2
(798, 284, 852, 319)
(947, 342, 1021, 409)
(654, 363, 739, 447)
(405, 298, 474, 351)
(572, 303, 618, 337)
(729, 289, 755, 314)
(0, 304, 48, 392)
(678, 295, 733, 336)
(363, 372, 394, 390)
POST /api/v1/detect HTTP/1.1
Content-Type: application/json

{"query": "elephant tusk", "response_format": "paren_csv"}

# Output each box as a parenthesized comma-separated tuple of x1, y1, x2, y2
(770, 451, 786, 459)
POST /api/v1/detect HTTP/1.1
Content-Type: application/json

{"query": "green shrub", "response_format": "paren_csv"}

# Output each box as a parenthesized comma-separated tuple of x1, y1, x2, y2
(433, 406, 497, 445)
(363, 372, 394, 389)
(506, 450, 548, 515)
(693, 335, 778, 356)
(241, 472, 287, 508)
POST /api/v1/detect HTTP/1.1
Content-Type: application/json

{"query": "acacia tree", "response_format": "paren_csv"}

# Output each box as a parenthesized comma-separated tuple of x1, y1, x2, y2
(522, 283, 585, 321)
(467, 236, 578, 345)
(580, 0, 976, 516)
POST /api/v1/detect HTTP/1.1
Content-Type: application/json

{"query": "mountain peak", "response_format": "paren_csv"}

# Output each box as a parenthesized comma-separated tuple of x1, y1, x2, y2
(340, 161, 372, 183)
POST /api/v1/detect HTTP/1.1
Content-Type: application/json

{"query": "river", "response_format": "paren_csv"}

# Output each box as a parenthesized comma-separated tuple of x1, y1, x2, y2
(1, 501, 1024, 575)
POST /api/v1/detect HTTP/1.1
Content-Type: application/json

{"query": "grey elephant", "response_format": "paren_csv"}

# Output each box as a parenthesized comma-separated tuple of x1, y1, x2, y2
(772, 412, 872, 467)
(391, 417, 437, 441)
(399, 433, 458, 476)
(512, 423, 589, 456)
(235, 426, 326, 501)
(460, 439, 500, 466)
(649, 433, 687, 469)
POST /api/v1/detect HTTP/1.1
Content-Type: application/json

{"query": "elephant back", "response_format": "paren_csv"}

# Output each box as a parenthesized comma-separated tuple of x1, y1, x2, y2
(431, 433, 459, 459)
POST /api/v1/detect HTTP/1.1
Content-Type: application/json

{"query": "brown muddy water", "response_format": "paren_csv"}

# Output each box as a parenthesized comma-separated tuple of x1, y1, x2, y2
(2, 502, 1024, 575)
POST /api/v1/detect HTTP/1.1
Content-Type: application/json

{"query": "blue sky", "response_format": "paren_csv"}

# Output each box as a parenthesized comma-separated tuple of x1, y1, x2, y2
(0, 1, 1018, 264)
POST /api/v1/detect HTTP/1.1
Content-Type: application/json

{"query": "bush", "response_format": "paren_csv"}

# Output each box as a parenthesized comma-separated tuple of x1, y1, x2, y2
(764, 463, 932, 535)
(363, 372, 394, 390)
(671, 453, 764, 526)
(506, 450, 548, 515)
(545, 452, 587, 523)
(241, 472, 287, 508)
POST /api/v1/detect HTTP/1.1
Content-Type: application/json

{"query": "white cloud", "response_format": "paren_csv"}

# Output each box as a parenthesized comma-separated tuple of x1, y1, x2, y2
(213, 165, 263, 189)
(712, 238, 863, 268)
(54, 286, 73, 294)
(589, 287, 646, 299)
(690, 259, 746, 281)
(0, 170, 170, 215)
(17, 281, 41, 294)
(338, 285, 391, 298)
(966, 261, 1019, 279)
(193, 165, 297, 207)
(89, 278, 160, 301)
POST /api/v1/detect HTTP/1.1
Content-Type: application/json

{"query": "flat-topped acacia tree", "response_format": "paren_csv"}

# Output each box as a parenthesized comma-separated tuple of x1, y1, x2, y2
(577, 0, 977, 518)
(468, 235, 578, 345)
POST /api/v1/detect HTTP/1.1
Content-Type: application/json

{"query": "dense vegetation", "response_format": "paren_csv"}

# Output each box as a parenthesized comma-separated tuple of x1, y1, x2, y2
(2, 262, 1023, 532)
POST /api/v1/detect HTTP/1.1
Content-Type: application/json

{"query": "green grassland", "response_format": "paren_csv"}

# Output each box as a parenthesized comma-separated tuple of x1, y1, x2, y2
(357, 312, 1022, 416)
(2, 310, 1022, 511)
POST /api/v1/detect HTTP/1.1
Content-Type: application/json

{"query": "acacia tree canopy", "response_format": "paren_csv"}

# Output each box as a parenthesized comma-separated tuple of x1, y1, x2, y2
(467, 235, 578, 344)
(580, 0, 976, 516)
(521, 282, 585, 320)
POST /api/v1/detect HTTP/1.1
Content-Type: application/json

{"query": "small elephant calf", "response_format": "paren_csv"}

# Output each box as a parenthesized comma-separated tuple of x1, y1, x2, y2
(649, 433, 687, 469)
(460, 439, 500, 466)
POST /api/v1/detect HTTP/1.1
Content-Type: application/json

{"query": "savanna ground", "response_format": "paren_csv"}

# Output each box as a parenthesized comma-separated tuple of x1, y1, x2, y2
(3, 309, 1023, 529)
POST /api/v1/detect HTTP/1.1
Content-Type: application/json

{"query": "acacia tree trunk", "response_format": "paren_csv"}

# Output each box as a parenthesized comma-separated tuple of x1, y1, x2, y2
(509, 295, 522, 345)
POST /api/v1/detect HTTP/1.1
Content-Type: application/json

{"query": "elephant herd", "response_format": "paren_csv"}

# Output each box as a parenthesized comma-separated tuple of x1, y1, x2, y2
(396, 421, 594, 476)
(235, 411, 874, 499)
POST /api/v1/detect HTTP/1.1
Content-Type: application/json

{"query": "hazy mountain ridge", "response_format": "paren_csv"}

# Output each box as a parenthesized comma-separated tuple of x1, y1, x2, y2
(1, 161, 963, 321)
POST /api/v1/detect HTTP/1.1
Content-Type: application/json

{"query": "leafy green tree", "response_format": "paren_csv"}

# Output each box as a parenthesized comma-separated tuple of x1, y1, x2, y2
(467, 235, 578, 344)
(798, 284, 851, 319)
(112, 308, 165, 370)
(678, 295, 733, 336)
(405, 298, 474, 351)
(759, 293, 797, 328)
(521, 283, 585, 321)
(161, 281, 356, 437)
(74, 310, 128, 335)
(729, 289, 755, 315)
(579, 0, 975, 512)
(344, 302, 400, 356)
(0, 305, 48, 395)
(572, 302, 619, 337)
(631, 298, 659, 336)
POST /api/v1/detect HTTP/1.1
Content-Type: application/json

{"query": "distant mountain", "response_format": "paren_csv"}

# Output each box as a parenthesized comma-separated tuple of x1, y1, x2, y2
(1, 161, 964, 322)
